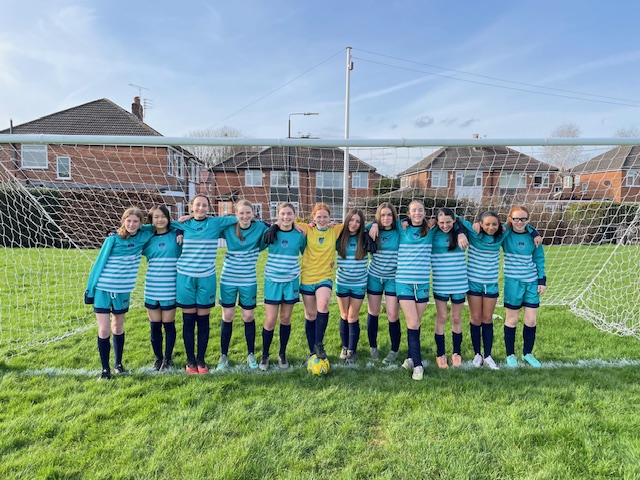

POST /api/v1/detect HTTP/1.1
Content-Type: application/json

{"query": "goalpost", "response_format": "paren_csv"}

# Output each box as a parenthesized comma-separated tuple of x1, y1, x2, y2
(1, 134, 639, 357)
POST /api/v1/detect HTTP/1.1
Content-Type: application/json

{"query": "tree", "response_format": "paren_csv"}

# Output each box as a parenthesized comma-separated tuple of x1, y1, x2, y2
(185, 126, 253, 167)
(373, 177, 400, 195)
(614, 126, 640, 138)
(542, 122, 585, 172)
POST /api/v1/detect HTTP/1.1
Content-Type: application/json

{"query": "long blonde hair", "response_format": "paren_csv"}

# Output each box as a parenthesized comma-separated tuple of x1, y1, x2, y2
(234, 199, 254, 240)
(117, 207, 146, 239)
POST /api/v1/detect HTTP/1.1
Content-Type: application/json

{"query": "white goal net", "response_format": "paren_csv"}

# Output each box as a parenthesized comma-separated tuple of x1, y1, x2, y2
(1, 135, 639, 356)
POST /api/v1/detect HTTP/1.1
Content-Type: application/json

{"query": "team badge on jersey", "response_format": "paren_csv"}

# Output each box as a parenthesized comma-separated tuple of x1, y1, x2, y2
(381, 237, 389, 244)
(318, 237, 324, 244)
(127, 243, 135, 249)
(158, 242, 166, 251)
(281, 239, 289, 248)
(518, 242, 525, 250)
(239, 238, 246, 246)
(197, 227, 203, 232)
(413, 232, 420, 239)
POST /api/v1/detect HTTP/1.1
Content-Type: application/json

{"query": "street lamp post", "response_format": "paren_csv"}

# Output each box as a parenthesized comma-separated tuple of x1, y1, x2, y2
(287, 112, 318, 204)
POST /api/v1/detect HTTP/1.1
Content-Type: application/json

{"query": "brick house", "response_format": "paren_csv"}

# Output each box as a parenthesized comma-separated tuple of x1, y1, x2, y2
(395, 146, 559, 205)
(568, 146, 640, 202)
(0, 98, 202, 247)
(0, 97, 201, 215)
(204, 146, 381, 220)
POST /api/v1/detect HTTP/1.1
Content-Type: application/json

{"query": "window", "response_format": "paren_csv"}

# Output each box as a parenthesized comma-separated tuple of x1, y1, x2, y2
(245, 170, 262, 187)
(626, 171, 640, 186)
(168, 153, 184, 179)
(352, 172, 369, 189)
(499, 173, 526, 189)
(455, 172, 482, 187)
(431, 171, 448, 188)
(316, 172, 343, 189)
(270, 201, 298, 220)
(21, 144, 47, 169)
(270, 171, 299, 187)
(56, 156, 71, 179)
(533, 174, 550, 188)
(582, 182, 588, 194)
(400, 177, 409, 188)
(188, 163, 200, 183)
(254, 203, 263, 220)
(563, 176, 574, 189)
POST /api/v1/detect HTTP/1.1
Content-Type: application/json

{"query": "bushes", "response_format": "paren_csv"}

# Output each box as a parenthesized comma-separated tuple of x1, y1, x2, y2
(0, 187, 166, 248)
(0, 187, 65, 247)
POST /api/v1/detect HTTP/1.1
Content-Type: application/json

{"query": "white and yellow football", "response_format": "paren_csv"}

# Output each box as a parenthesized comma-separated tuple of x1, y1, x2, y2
(307, 354, 330, 376)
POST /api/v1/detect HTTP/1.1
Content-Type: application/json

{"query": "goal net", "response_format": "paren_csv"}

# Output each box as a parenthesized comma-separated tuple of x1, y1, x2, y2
(1, 136, 639, 356)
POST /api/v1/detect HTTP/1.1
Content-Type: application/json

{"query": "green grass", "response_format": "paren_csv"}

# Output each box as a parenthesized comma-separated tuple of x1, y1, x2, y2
(2, 246, 640, 478)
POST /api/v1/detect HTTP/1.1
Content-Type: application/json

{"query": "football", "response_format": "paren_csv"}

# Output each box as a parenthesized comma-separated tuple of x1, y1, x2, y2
(307, 354, 330, 376)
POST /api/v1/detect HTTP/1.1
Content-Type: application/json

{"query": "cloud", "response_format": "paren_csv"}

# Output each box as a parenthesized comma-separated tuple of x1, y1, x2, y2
(459, 118, 480, 127)
(414, 116, 434, 128)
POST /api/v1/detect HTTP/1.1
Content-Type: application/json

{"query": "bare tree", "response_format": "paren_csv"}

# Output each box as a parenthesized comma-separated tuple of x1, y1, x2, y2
(185, 126, 252, 167)
(542, 122, 585, 172)
(614, 126, 640, 138)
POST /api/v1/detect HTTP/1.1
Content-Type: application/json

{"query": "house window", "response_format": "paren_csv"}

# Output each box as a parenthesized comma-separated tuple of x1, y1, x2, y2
(316, 172, 343, 189)
(455, 172, 482, 187)
(329, 203, 344, 220)
(254, 203, 263, 220)
(188, 163, 200, 183)
(21, 144, 48, 169)
(533, 174, 550, 188)
(270, 201, 298, 220)
(582, 182, 588, 194)
(499, 173, 526, 189)
(352, 172, 369, 189)
(245, 170, 262, 187)
(400, 177, 409, 188)
(554, 186, 562, 193)
(271, 171, 299, 187)
(168, 153, 184, 179)
(626, 171, 640, 186)
(56, 156, 71, 179)
(431, 171, 448, 188)
(563, 176, 574, 189)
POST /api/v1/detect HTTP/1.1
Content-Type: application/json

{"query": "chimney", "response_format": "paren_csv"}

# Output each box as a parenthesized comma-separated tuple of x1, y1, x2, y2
(132, 96, 144, 121)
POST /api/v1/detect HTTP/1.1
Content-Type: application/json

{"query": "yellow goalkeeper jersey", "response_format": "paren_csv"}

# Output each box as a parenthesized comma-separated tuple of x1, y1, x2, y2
(299, 223, 344, 285)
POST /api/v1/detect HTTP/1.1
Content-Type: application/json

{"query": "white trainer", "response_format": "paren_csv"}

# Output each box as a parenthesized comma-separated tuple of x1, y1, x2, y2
(472, 353, 483, 368)
(483, 355, 499, 370)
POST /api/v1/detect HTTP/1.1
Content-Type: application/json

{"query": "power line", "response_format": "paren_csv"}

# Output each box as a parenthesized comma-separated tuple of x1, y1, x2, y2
(353, 48, 640, 108)
(208, 49, 344, 129)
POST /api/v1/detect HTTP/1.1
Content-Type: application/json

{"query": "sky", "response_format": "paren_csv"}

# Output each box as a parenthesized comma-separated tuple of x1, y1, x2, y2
(1, 0, 639, 170)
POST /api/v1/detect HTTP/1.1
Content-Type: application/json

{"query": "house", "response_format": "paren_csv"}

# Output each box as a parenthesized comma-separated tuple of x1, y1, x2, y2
(395, 146, 559, 205)
(0, 98, 202, 247)
(568, 146, 640, 202)
(205, 146, 381, 220)
(0, 97, 201, 215)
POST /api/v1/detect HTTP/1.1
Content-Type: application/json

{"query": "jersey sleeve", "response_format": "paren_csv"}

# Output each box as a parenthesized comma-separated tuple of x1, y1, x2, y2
(532, 242, 547, 285)
(85, 235, 116, 300)
(212, 215, 239, 230)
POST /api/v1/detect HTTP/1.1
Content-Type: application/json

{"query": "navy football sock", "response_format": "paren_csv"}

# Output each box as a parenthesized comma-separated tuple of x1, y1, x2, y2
(367, 314, 379, 348)
(182, 312, 197, 364)
(244, 320, 256, 355)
